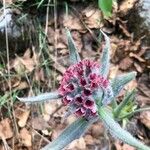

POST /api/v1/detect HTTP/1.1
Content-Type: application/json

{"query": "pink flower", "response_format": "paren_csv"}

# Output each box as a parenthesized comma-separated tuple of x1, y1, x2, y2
(58, 59, 110, 119)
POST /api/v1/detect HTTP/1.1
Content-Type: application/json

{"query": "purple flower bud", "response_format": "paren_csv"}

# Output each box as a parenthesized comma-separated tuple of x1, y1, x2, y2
(66, 83, 75, 91)
(83, 88, 92, 96)
(75, 96, 83, 103)
(84, 99, 94, 108)
(59, 59, 111, 119)
(62, 96, 73, 105)
(80, 78, 87, 86)
(75, 107, 86, 117)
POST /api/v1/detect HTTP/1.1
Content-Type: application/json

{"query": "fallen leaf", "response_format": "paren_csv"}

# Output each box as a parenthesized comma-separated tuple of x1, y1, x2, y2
(119, 57, 133, 70)
(50, 54, 66, 74)
(63, 14, 84, 30)
(129, 52, 146, 62)
(119, 0, 137, 14)
(140, 111, 150, 129)
(20, 128, 32, 147)
(15, 108, 30, 127)
(32, 116, 49, 130)
(10, 49, 39, 74)
(83, 8, 102, 29)
(84, 134, 94, 145)
(14, 81, 29, 90)
(134, 62, 143, 73)
(67, 137, 86, 149)
(91, 123, 104, 139)
(0, 118, 13, 139)
(44, 101, 58, 115)
(124, 79, 137, 91)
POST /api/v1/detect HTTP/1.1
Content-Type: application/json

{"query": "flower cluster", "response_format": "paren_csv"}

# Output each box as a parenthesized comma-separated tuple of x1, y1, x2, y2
(59, 59, 110, 118)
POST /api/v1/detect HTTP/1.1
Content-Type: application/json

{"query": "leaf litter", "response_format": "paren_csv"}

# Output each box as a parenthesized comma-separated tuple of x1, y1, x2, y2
(0, 0, 150, 149)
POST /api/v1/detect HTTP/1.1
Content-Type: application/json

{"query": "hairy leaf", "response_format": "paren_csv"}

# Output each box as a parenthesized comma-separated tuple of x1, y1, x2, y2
(99, 30, 110, 78)
(111, 72, 137, 98)
(41, 117, 97, 150)
(98, 107, 150, 150)
(17, 91, 61, 103)
(66, 28, 81, 64)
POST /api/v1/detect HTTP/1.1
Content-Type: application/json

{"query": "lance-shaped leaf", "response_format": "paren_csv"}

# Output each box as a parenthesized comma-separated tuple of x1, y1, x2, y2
(66, 28, 81, 64)
(17, 91, 61, 103)
(99, 30, 110, 78)
(111, 72, 137, 98)
(98, 107, 150, 150)
(41, 117, 97, 150)
(113, 89, 136, 118)
(98, 0, 113, 17)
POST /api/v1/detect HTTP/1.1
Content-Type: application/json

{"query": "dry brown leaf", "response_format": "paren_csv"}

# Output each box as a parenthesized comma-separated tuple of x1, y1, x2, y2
(109, 65, 119, 79)
(4, 0, 13, 4)
(119, 0, 137, 14)
(137, 95, 150, 106)
(84, 134, 94, 145)
(56, 42, 67, 49)
(83, 8, 102, 29)
(0, 118, 13, 140)
(14, 81, 28, 90)
(32, 116, 49, 130)
(10, 49, 39, 74)
(63, 14, 84, 30)
(140, 111, 150, 129)
(67, 137, 86, 150)
(91, 123, 104, 138)
(134, 62, 143, 73)
(117, 20, 131, 38)
(34, 68, 45, 82)
(15, 108, 30, 127)
(50, 54, 66, 74)
(124, 80, 137, 91)
(0, 75, 21, 91)
(44, 101, 58, 115)
(20, 128, 32, 147)
(119, 57, 133, 70)
(129, 52, 146, 62)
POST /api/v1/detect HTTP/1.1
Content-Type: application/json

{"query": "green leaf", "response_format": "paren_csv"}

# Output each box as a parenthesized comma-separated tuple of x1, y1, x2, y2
(98, 0, 113, 17)
(99, 30, 110, 78)
(17, 91, 61, 103)
(120, 107, 150, 120)
(41, 117, 97, 150)
(111, 72, 137, 98)
(98, 107, 150, 150)
(114, 89, 136, 118)
(66, 28, 81, 64)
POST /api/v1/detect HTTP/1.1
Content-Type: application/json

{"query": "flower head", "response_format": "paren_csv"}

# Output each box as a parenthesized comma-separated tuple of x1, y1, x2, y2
(59, 59, 111, 119)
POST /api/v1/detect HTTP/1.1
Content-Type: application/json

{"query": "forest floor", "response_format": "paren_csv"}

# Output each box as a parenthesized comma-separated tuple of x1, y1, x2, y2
(0, 0, 150, 150)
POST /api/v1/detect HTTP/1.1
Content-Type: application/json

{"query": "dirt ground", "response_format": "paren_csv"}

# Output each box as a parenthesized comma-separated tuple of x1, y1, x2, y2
(0, 0, 150, 150)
